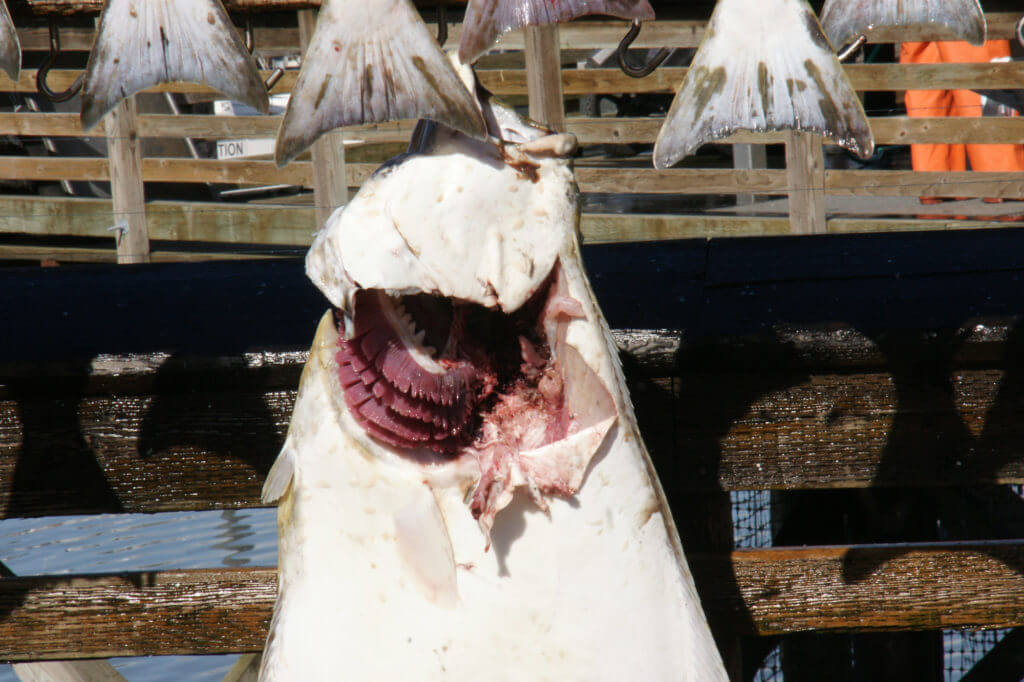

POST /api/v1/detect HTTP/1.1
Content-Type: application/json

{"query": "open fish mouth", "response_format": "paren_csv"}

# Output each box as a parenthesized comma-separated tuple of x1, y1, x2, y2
(333, 260, 616, 530)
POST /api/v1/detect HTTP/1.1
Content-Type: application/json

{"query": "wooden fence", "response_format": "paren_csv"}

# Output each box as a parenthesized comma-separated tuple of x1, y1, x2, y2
(4, 230, 1024, 678)
(1, 11, 1024, 262)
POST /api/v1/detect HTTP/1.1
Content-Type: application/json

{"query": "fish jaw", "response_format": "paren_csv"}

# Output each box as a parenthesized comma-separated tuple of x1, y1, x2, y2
(273, 0, 485, 167)
(821, 0, 986, 49)
(459, 0, 656, 64)
(653, 0, 874, 168)
(0, 0, 19, 81)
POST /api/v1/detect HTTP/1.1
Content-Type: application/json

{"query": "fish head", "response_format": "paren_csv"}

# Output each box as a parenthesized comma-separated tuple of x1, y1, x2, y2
(300, 73, 617, 538)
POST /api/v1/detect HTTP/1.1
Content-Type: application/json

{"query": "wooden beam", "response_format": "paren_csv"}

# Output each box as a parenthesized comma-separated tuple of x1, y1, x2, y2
(12, 660, 127, 682)
(298, 8, 347, 229)
(523, 25, 564, 131)
(105, 96, 150, 263)
(785, 132, 827, 234)
(0, 541, 1021, 660)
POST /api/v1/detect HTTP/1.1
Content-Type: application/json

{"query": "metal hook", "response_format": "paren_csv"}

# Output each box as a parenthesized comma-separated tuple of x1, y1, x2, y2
(36, 17, 84, 103)
(245, 15, 285, 91)
(616, 20, 670, 79)
(837, 34, 867, 63)
(436, 4, 448, 47)
(1016, 16, 1024, 49)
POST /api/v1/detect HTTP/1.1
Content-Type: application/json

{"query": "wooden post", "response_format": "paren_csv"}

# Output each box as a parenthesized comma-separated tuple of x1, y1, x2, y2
(524, 25, 564, 131)
(13, 661, 128, 682)
(105, 96, 150, 263)
(785, 131, 826, 235)
(299, 8, 347, 230)
(222, 653, 261, 682)
(733, 144, 766, 206)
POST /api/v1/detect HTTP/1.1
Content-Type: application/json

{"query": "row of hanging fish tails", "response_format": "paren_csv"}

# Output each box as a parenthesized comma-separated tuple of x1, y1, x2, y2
(4, 0, 995, 169)
(654, 0, 989, 168)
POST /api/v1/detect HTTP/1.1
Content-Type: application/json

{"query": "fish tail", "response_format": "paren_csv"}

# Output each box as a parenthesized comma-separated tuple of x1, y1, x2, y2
(80, 0, 267, 130)
(274, 0, 485, 167)
(821, 0, 986, 49)
(654, 0, 873, 169)
(459, 0, 655, 64)
(0, 0, 19, 81)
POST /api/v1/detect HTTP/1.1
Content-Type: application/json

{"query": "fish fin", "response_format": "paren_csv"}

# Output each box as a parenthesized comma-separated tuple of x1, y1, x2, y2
(80, 0, 268, 131)
(821, 0, 985, 49)
(262, 439, 295, 504)
(394, 484, 458, 608)
(0, 0, 19, 81)
(459, 0, 655, 64)
(274, 0, 485, 167)
(654, 0, 873, 169)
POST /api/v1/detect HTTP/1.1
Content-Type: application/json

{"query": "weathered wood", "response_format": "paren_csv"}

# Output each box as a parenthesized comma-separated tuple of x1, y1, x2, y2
(7, 115, 1024, 147)
(298, 8, 348, 229)
(0, 541, 1021, 660)
(785, 132, 826, 235)
(6, 62, 1024, 99)
(221, 654, 260, 682)
(12, 661, 127, 682)
(523, 25, 564, 131)
(104, 97, 150, 264)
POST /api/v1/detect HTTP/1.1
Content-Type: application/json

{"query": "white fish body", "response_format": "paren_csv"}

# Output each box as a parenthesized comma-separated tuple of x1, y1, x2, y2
(654, 0, 874, 168)
(260, 80, 727, 681)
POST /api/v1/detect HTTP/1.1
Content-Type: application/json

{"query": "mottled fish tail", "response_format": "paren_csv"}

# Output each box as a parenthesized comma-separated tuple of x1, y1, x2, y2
(459, 0, 655, 64)
(821, 0, 986, 49)
(80, 0, 268, 131)
(273, 0, 486, 167)
(654, 0, 874, 169)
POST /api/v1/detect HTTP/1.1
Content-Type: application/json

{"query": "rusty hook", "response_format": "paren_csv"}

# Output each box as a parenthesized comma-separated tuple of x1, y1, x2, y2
(437, 4, 448, 47)
(616, 20, 670, 79)
(245, 15, 285, 91)
(837, 34, 867, 62)
(36, 17, 84, 103)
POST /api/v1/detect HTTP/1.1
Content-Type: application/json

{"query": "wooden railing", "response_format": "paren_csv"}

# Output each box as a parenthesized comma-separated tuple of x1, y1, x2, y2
(3, 231, 1024, 677)
(0, 12, 1023, 261)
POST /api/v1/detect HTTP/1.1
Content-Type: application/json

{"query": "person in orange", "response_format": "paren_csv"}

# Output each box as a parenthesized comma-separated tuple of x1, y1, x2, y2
(900, 39, 1024, 215)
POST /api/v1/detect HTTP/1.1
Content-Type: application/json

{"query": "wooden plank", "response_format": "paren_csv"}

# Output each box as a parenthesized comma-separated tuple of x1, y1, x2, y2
(0, 244, 286, 263)
(0, 541, 1021, 660)
(785, 132, 826, 234)
(299, 8, 348, 229)
(4, 361, 1024, 516)
(6, 115, 1024, 148)
(524, 25, 565, 131)
(6, 62, 1023, 98)
(105, 97, 150, 264)
(12, 661, 127, 682)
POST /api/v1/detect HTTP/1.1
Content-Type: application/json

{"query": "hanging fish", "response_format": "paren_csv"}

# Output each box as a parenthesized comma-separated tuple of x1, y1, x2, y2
(274, 0, 485, 167)
(80, 0, 268, 130)
(258, 60, 729, 682)
(0, 0, 18, 81)
(820, 0, 986, 50)
(654, 0, 874, 169)
(459, 0, 656, 64)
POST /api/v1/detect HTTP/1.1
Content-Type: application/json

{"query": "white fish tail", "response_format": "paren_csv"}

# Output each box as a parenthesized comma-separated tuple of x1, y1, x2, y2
(821, 0, 986, 49)
(459, 0, 655, 64)
(274, 0, 485, 167)
(654, 0, 874, 169)
(81, 0, 268, 130)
